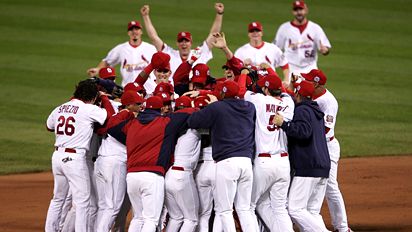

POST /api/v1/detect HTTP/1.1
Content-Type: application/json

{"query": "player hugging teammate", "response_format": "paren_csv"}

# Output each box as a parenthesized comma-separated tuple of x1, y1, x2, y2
(45, 1, 353, 232)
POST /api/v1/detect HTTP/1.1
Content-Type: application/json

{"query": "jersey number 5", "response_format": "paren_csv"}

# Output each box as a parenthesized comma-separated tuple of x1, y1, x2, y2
(56, 116, 76, 136)
(267, 115, 280, 132)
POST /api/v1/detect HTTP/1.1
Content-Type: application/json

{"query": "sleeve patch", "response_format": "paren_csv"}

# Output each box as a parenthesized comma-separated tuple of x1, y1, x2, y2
(326, 115, 334, 123)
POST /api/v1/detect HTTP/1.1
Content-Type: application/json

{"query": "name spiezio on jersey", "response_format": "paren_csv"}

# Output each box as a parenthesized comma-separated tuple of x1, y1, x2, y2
(245, 91, 295, 155)
(234, 42, 288, 70)
(103, 41, 157, 90)
(313, 89, 338, 140)
(274, 21, 331, 71)
(47, 99, 107, 151)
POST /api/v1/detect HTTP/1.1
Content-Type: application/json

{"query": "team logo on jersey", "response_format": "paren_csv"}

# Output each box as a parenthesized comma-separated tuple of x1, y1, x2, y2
(326, 115, 334, 123)
(265, 81, 270, 87)
(222, 86, 227, 93)
(314, 76, 320, 82)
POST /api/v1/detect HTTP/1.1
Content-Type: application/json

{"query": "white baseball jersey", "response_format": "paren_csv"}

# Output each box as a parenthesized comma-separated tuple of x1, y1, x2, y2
(173, 129, 201, 170)
(234, 42, 288, 70)
(274, 21, 331, 73)
(163, 41, 213, 80)
(103, 41, 157, 91)
(46, 99, 107, 151)
(244, 92, 295, 155)
(313, 89, 338, 141)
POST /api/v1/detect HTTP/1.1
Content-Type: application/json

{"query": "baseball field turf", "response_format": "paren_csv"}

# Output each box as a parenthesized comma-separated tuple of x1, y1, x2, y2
(0, 0, 411, 174)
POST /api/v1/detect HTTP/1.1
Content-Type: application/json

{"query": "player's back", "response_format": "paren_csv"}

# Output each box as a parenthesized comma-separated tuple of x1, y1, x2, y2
(47, 99, 107, 151)
(245, 92, 295, 155)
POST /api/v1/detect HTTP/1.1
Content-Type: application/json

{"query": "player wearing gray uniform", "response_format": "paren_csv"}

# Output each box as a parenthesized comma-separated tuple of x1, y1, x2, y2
(165, 96, 201, 232)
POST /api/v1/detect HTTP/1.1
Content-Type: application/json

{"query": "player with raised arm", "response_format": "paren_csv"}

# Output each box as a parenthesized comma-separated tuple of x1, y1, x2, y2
(140, 3, 224, 78)
(274, 0, 331, 74)
(87, 20, 157, 91)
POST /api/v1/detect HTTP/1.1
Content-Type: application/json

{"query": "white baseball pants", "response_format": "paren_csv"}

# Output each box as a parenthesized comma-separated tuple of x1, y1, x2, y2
(326, 139, 350, 232)
(45, 150, 90, 232)
(165, 167, 199, 232)
(95, 156, 127, 232)
(194, 160, 223, 232)
(214, 157, 259, 232)
(288, 176, 329, 232)
(251, 155, 294, 232)
(127, 172, 164, 232)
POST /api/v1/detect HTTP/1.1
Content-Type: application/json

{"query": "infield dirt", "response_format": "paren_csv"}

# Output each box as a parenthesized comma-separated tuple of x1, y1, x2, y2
(0, 155, 411, 232)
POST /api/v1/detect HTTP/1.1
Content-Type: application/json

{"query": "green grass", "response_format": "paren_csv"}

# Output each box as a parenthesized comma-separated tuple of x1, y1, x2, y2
(0, 0, 411, 174)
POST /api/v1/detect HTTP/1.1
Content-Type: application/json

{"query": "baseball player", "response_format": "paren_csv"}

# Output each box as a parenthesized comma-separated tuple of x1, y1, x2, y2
(274, 0, 331, 74)
(273, 80, 331, 232)
(187, 80, 259, 232)
(45, 80, 113, 232)
(235, 22, 290, 83)
(300, 69, 353, 232)
(94, 91, 145, 232)
(164, 96, 201, 232)
(238, 69, 295, 232)
(140, 3, 224, 79)
(87, 20, 157, 92)
(107, 96, 196, 232)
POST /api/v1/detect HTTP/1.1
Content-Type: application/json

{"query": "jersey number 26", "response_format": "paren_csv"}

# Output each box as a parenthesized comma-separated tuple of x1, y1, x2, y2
(56, 116, 76, 136)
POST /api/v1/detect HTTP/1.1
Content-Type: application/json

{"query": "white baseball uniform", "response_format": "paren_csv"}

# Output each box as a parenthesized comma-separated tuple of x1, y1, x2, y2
(103, 41, 157, 91)
(164, 128, 201, 232)
(274, 21, 331, 73)
(94, 134, 127, 231)
(194, 131, 223, 232)
(314, 89, 350, 232)
(234, 42, 288, 70)
(244, 91, 295, 232)
(162, 41, 213, 81)
(45, 99, 107, 232)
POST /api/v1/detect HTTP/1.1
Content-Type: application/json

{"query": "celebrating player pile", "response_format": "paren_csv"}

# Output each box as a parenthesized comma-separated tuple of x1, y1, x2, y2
(45, 1, 354, 232)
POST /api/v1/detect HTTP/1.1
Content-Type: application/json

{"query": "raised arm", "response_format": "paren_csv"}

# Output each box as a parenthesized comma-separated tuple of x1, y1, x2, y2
(205, 3, 224, 48)
(87, 60, 109, 77)
(140, 5, 164, 51)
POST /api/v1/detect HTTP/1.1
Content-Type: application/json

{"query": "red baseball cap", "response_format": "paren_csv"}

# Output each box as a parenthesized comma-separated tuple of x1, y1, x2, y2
(127, 21, 142, 31)
(293, 0, 306, 9)
(99, 67, 116, 80)
(248, 21, 263, 32)
(145, 96, 163, 109)
(175, 96, 192, 108)
(154, 82, 174, 95)
(194, 96, 209, 108)
(192, 64, 210, 85)
(124, 82, 145, 94)
(296, 80, 315, 98)
(257, 74, 282, 91)
(121, 90, 145, 106)
(301, 69, 327, 85)
(222, 80, 240, 98)
(177, 31, 192, 42)
(156, 92, 172, 105)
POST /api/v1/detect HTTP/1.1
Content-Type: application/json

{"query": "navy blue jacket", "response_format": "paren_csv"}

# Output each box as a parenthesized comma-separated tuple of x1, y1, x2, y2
(281, 99, 330, 178)
(187, 98, 256, 162)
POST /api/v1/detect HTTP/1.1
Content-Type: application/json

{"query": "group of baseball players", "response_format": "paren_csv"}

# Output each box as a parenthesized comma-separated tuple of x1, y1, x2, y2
(44, 1, 353, 232)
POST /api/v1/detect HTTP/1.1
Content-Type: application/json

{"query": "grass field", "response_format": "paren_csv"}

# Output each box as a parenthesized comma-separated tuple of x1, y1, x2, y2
(0, 0, 411, 174)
